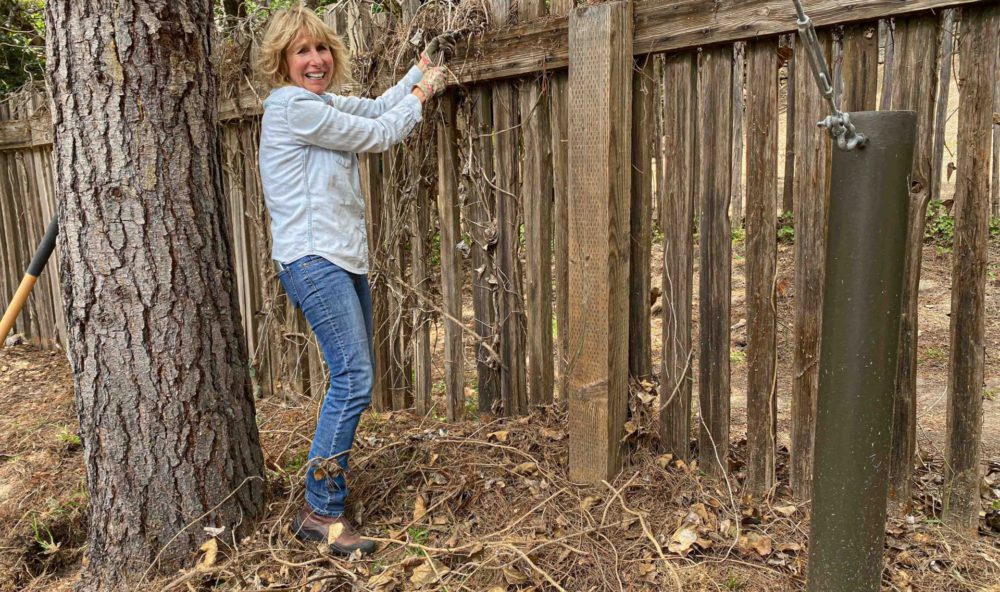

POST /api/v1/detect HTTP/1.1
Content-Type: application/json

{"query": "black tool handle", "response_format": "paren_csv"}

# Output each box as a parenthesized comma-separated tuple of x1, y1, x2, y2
(28, 216, 59, 277)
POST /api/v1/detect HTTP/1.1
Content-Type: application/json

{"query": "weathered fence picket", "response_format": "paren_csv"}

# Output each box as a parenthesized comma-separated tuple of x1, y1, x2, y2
(550, 0, 573, 407)
(520, 0, 554, 410)
(436, 95, 465, 421)
(944, 2, 999, 533)
(887, 13, 941, 508)
(659, 50, 697, 462)
(629, 57, 655, 381)
(697, 45, 734, 479)
(463, 87, 501, 415)
(790, 29, 833, 498)
(744, 38, 779, 497)
(839, 22, 879, 111)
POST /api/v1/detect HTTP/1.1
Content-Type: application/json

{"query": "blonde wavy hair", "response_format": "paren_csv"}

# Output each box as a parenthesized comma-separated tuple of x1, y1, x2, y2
(256, 4, 351, 92)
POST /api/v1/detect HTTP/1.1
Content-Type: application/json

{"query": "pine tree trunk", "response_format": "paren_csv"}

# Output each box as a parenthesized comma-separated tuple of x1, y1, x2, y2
(45, 2, 265, 590)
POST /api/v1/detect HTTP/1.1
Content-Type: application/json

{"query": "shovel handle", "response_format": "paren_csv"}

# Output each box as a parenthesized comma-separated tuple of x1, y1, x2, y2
(1, 216, 59, 346)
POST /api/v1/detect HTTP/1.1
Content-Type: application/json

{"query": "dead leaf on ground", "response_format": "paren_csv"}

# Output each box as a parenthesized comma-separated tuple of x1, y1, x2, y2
(487, 430, 509, 442)
(197, 537, 218, 570)
(689, 502, 710, 524)
(368, 567, 402, 592)
(739, 532, 772, 557)
(580, 495, 602, 512)
(410, 560, 450, 587)
(668, 525, 698, 554)
(513, 461, 538, 476)
(638, 561, 657, 582)
(540, 427, 565, 441)
(774, 504, 797, 517)
(413, 495, 428, 522)
(503, 565, 529, 584)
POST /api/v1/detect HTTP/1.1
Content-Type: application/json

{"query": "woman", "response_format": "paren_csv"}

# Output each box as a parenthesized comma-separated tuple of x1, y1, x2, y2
(255, 5, 449, 556)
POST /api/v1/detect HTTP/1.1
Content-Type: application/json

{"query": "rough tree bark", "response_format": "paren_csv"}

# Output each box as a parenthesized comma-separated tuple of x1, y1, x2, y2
(46, 2, 266, 590)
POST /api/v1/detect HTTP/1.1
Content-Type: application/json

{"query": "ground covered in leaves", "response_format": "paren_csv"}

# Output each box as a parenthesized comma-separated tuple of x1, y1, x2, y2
(1, 241, 999, 591)
(1, 357, 998, 590)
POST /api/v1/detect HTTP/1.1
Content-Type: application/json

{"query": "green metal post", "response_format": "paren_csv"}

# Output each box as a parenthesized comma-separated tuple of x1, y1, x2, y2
(807, 110, 916, 592)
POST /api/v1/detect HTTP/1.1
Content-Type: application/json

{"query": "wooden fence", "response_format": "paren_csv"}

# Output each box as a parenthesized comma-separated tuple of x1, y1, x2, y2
(1, 0, 997, 521)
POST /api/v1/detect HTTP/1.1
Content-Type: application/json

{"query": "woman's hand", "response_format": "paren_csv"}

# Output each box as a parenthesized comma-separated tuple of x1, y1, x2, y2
(417, 32, 456, 72)
(412, 67, 448, 103)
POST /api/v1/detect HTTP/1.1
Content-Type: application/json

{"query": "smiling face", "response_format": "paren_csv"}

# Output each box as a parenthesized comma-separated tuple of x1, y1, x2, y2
(284, 28, 334, 94)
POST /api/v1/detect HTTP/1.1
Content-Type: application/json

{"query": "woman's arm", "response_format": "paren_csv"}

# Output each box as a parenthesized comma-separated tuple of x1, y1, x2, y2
(327, 66, 423, 118)
(286, 89, 423, 153)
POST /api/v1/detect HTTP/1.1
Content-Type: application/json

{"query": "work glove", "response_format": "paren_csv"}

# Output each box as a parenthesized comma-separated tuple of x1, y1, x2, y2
(413, 66, 448, 102)
(417, 32, 456, 72)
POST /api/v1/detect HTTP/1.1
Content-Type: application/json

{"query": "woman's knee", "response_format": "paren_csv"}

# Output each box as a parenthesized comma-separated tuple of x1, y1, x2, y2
(352, 362, 373, 402)
(334, 357, 372, 405)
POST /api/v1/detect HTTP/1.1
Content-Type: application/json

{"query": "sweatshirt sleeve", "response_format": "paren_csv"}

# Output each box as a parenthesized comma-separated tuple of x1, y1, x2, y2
(327, 66, 424, 118)
(286, 91, 423, 153)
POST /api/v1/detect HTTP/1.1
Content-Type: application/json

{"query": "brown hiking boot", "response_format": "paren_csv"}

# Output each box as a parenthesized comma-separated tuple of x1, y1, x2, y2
(291, 506, 377, 556)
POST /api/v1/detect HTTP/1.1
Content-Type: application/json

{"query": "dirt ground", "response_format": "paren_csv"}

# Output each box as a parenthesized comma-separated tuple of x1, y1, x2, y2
(1, 236, 998, 591)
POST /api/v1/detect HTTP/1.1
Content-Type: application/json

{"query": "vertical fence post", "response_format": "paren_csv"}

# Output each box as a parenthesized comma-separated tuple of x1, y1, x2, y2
(886, 14, 941, 509)
(361, 152, 392, 411)
(388, 142, 414, 411)
(992, 34, 1000, 218)
(878, 19, 895, 111)
(791, 30, 833, 498)
(550, 0, 573, 406)
(744, 38, 779, 496)
(401, 0, 430, 414)
(490, 0, 528, 417)
(943, 2, 1000, 534)
(567, 0, 632, 484)
(437, 94, 465, 421)
(808, 110, 915, 592)
(697, 46, 733, 479)
(520, 0, 553, 408)
(629, 57, 655, 381)
(659, 51, 697, 461)
(349, 3, 393, 411)
(839, 22, 879, 111)
(465, 89, 501, 415)
(410, 137, 433, 415)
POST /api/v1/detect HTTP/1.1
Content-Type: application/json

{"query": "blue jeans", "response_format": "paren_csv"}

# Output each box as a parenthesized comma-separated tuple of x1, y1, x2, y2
(277, 255, 373, 517)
